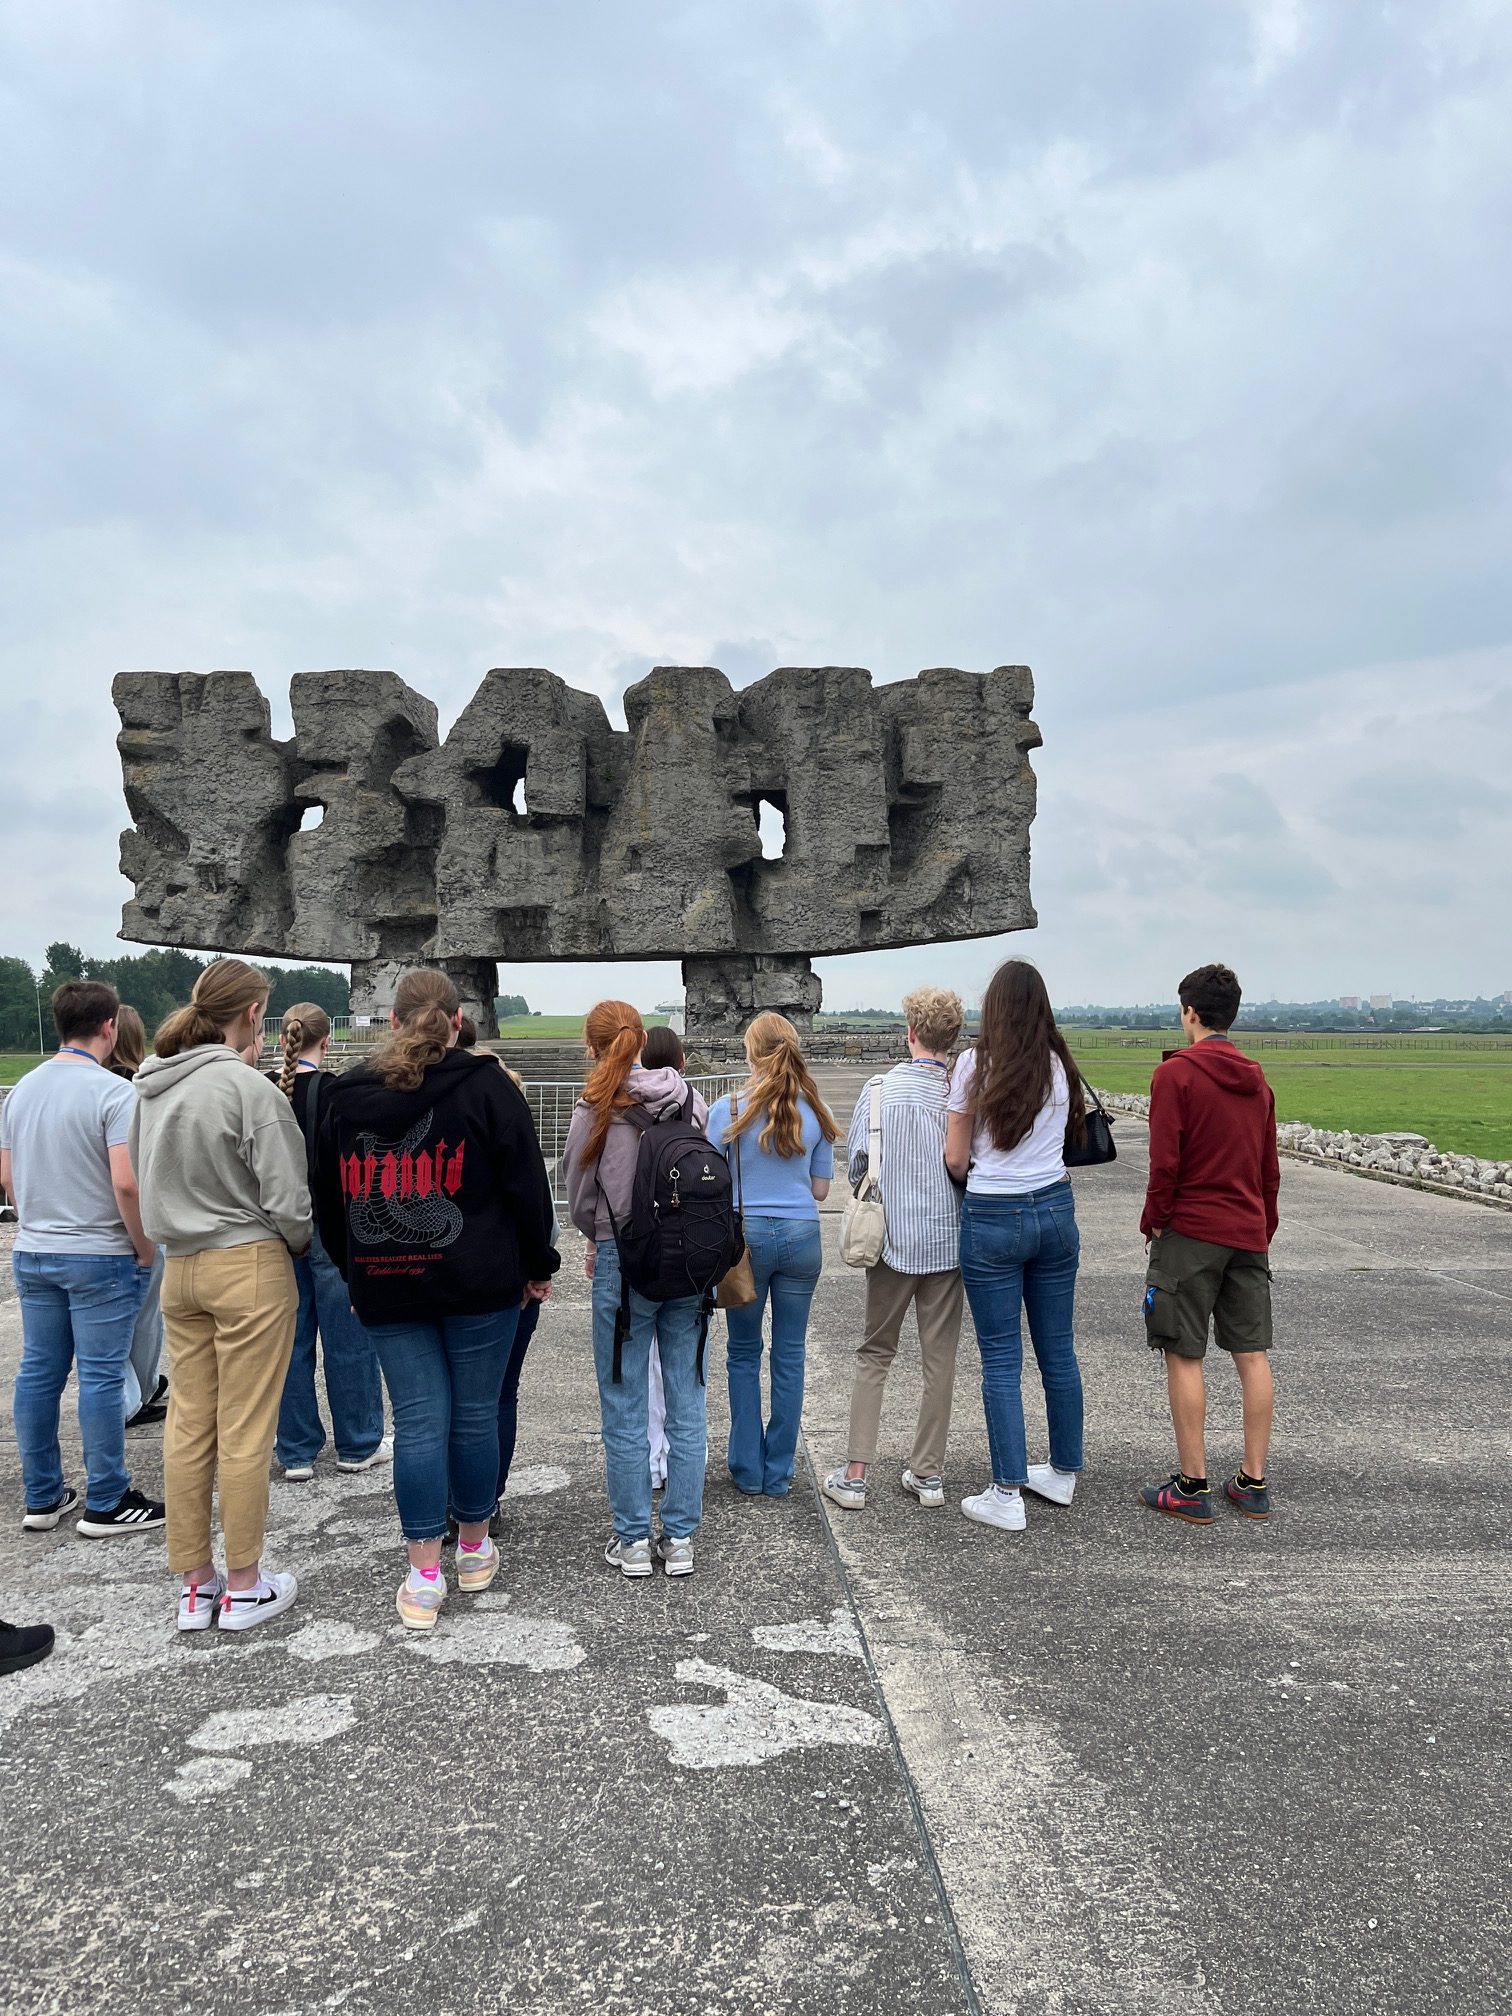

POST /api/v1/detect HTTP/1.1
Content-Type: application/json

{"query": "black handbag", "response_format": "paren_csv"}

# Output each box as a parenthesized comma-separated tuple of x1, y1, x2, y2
(1065, 1077, 1117, 1167)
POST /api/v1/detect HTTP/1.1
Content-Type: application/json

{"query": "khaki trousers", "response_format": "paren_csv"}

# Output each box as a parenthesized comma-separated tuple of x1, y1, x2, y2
(162, 1241, 298, 1573)
(846, 1260, 964, 1477)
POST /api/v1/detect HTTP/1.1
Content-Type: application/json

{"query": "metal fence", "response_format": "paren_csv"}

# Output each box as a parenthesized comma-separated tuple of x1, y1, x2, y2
(525, 1075, 744, 1208)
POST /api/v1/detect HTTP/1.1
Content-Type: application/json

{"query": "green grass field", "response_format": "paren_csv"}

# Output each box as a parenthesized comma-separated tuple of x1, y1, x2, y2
(1063, 1031, 1512, 1160)
(495, 1014, 666, 1040)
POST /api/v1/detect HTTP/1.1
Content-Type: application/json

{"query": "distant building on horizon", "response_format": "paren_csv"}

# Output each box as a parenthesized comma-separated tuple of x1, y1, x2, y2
(1369, 993, 1393, 1011)
(1338, 995, 1360, 1010)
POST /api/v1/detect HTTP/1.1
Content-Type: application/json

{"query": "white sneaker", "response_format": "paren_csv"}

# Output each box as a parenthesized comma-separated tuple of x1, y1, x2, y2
(280, 1462, 315, 1483)
(337, 1435, 393, 1474)
(604, 1535, 653, 1578)
(176, 1576, 225, 1633)
(961, 1486, 1026, 1532)
(901, 1468, 945, 1508)
(1024, 1463, 1076, 1506)
(656, 1534, 695, 1578)
(821, 1468, 867, 1511)
(217, 1571, 299, 1632)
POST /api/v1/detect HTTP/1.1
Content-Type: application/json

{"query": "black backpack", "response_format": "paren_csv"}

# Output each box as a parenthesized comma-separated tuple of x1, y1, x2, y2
(598, 1091, 744, 1384)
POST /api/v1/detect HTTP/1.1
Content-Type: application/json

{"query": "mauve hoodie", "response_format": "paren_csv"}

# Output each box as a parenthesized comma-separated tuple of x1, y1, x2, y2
(563, 1066, 710, 1242)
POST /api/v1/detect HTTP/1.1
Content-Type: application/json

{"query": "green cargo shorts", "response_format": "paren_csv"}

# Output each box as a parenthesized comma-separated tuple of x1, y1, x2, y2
(1143, 1230, 1272, 1360)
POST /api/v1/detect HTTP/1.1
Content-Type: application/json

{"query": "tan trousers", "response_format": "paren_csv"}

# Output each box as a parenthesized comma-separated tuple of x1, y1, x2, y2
(846, 1260, 964, 1477)
(162, 1241, 298, 1573)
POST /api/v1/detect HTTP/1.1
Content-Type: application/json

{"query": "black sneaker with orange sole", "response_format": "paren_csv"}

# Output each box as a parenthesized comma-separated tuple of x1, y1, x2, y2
(1139, 1474, 1216, 1523)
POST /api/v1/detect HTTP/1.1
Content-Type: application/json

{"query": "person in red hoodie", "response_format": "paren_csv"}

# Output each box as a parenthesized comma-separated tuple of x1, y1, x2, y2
(1138, 964, 1279, 1525)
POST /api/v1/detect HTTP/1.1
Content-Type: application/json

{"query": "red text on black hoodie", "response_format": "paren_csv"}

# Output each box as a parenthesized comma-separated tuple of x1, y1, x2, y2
(314, 1050, 559, 1325)
(1140, 1037, 1280, 1250)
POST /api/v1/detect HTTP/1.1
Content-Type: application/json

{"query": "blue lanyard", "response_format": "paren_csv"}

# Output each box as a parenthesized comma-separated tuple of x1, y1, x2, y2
(915, 1057, 951, 1072)
(57, 1046, 101, 1065)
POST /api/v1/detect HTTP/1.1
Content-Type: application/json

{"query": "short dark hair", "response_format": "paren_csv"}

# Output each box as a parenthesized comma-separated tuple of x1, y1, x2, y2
(640, 1025, 686, 1071)
(456, 1013, 478, 1050)
(52, 980, 119, 1044)
(1178, 964, 1242, 1032)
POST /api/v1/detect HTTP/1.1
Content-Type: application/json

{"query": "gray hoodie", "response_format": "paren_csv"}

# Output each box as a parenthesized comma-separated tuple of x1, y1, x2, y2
(130, 1046, 312, 1258)
(563, 1065, 709, 1241)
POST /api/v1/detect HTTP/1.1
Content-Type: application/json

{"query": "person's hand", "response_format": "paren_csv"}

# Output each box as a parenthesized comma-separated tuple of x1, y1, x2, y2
(523, 1279, 552, 1305)
(584, 1246, 596, 1280)
(134, 1246, 155, 1271)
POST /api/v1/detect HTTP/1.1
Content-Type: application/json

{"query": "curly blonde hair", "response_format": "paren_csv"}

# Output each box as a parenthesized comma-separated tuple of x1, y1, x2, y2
(901, 984, 964, 1055)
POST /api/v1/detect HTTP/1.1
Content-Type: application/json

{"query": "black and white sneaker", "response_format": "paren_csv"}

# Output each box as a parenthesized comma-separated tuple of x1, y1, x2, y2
(22, 1486, 79, 1532)
(76, 1488, 167, 1538)
(217, 1571, 298, 1633)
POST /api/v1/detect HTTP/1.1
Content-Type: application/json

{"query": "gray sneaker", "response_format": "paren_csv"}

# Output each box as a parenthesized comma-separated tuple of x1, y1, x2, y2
(901, 1468, 945, 1509)
(656, 1534, 695, 1578)
(822, 1468, 867, 1511)
(604, 1534, 654, 1579)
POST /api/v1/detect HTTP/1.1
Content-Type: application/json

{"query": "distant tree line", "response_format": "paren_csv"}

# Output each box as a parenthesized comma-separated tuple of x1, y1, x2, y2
(494, 994, 532, 1019)
(0, 944, 349, 1052)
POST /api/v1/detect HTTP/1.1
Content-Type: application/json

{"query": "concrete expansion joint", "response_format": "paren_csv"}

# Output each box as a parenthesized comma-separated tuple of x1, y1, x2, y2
(797, 1427, 989, 2016)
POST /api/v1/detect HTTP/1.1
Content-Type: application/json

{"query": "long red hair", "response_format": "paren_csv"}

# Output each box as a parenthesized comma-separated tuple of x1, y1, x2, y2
(580, 999, 647, 1166)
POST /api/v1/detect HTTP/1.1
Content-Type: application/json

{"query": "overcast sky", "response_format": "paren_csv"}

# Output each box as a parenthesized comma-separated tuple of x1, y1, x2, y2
(3, 0, 1509, 1013)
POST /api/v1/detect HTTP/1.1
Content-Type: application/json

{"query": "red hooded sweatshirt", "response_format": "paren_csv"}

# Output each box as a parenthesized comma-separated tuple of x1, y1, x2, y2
(1141, 1037, 1280, 1250)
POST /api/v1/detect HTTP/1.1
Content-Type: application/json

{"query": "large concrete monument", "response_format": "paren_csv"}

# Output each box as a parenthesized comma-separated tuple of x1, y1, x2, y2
(113, 663, 1041, 1035)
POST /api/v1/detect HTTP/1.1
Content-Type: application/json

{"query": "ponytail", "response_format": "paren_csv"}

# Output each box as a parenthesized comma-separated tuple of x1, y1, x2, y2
(725, 1012, 838, 1159)
(277, 1001, 332, 1100)
(369, 968, 458, 1092)
(580, 999, 646, 1166)
(155, 958, 269, 1060)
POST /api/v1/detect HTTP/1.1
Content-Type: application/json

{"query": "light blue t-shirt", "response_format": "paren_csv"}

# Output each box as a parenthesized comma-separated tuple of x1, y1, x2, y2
(0, 1055, 137, 1254)
(707, 1093, 834, 1220)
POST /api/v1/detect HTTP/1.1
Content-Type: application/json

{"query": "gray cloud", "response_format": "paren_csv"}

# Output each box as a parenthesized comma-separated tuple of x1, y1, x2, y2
(0, 0, 1508, 1001)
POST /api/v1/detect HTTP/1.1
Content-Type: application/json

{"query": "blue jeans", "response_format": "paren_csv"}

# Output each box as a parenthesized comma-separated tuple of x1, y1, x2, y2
(12, 1250, 147, 1512)
(364, 1307, 519, 1542)
(724, 1214, 823, 1495)
(276, 1230, 386, 1467)
(592, 1241, 706, 1542)
(125, 1246, 166, 1418)
(496, 1296, 539, 1499)
(959, 1183, 1083, 1488)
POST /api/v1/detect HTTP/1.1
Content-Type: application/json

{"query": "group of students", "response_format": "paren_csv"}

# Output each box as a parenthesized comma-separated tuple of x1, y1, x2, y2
(2, 948, 1279, 1668)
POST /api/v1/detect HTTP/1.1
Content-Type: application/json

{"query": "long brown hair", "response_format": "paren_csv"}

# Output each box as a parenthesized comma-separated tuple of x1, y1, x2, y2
(970, 960, 1085, 1154)
(369, 968, 459, 1092)
(108, 1004, 147, 1080)
(155, 959, 269, 1059)
(724, 1012, 838, 1159)
(278, 1001, 332, 1098)
(580, 999, 646, 1166)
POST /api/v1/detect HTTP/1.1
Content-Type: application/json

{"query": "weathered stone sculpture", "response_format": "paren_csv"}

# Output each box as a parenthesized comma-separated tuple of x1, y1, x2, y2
(114, 663, 1041, 1035)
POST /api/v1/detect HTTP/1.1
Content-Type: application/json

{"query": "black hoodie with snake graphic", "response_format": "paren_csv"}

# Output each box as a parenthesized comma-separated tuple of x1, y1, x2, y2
(313, 1049, 559, 1324)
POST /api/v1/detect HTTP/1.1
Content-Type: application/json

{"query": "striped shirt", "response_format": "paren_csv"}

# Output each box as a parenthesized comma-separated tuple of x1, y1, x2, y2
(846, 1060, 961, 1276)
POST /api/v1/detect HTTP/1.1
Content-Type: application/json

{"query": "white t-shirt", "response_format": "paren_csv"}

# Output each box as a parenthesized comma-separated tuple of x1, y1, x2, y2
(947, 1049, 1069, 1195)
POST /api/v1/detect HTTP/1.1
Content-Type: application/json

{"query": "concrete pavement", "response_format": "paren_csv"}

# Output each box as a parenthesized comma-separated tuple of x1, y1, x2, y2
(1, 1084, 1508, 2015)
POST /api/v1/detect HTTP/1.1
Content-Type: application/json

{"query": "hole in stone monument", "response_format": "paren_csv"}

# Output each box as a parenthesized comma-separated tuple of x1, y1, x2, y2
(472, 743, 530, 823)
(757, 794, 787, 861)
(299, 805, 325, 831)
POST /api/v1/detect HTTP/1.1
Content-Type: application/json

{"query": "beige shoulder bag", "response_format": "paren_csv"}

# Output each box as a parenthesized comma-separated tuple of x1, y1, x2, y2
(840, 1076, 886, 1269)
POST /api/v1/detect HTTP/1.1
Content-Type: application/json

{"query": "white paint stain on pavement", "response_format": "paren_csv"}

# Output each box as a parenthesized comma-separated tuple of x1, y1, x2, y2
(647, 1659, 884, 1769)
(286, 1621, 381, 1662)
(402, 1597, 585, 1672)
(167, 1755, 253, 1802)
(189, 1693, 357, 1753)
(753, 1607, 863, 1658)
(503, 1464, 570, 1497)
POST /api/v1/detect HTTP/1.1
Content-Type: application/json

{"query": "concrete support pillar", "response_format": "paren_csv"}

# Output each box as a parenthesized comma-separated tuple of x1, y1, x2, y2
(682, 953, 822, 1042)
